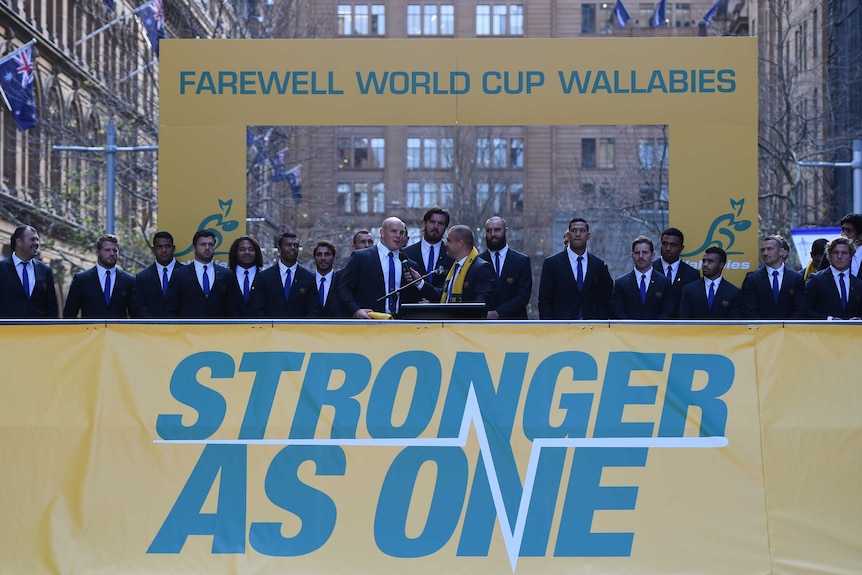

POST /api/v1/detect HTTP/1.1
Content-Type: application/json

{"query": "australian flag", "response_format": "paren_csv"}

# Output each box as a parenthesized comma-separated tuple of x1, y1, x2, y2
(613, 0, 631, 28)
(0, 46, 37, 131)
(286, 164, 302, 203)
(651, 0, 667, 27)
(104, 0, 115, 9)
(137, 0, 165, 57)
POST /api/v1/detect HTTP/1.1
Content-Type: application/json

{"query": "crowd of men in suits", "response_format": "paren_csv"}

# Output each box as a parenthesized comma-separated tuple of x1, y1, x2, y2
(1, 209, 860, 321)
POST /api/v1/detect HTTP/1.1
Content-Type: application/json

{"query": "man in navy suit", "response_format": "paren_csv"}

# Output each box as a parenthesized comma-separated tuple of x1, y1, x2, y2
(679, 247, 743, 319)
(805, 237, 862, 320)
(421, 225, 496, 310)
(612, 236, 674, 319)
(63, 234, 134, 319)
(0, 225, 59, 318)
(538, 217, 613, 320)
(165, 229, 236, 318)
(479, 216, 531, 319)
(313, 240, 345, 318)
(338, 217, 431, 319)
(741, 234, 806, 319)
(651, 227, 700, 318)
(817, 213, 862, 279)
(401, 207, 454, 289)
(249, 232, 320, 318)
(132, 231, 180, 318)
(227, 235, 264, 318)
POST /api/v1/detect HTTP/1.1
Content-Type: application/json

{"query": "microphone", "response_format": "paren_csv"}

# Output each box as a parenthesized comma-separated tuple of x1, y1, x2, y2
(378, 263, 444, 301)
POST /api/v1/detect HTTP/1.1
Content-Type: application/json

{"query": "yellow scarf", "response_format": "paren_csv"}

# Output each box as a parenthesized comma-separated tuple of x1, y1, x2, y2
(441, 247, 479, 303)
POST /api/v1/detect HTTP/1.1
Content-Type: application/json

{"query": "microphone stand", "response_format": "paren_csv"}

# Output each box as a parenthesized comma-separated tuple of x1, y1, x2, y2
(377, 266, 445, 302)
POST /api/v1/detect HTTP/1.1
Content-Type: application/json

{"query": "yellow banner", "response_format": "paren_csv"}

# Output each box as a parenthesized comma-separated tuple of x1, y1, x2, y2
(1, 322, 858, 573)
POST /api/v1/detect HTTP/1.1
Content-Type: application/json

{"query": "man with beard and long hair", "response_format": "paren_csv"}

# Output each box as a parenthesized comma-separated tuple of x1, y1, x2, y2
(478, 216, 532, 319)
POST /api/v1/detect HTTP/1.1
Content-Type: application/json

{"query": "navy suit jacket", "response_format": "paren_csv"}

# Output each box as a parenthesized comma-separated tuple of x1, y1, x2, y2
(132, 262, 182, 318)
(429, 257, 497, 310)
(652, 259, 700, 318)
(804, 268, 862, 319)
(478, 248, 532, 319)
(0, 256, 59, 318)
(248, 264, 320, 319)
(337, 247, 428, 316)
(164, 262, 236, 318)
(740, 267, 806, 319)
(679, 278, 743, 319)
(538, 251, 613, 320)
(318, 271, 346, 318)
(402, 241, 454, 289)
(63, 266, 134, 319)
(226, 267, 264, 318)
(611, 271, 675, 319)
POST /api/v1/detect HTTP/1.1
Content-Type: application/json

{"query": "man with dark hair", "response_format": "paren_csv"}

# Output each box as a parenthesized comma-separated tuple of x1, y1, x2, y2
(741, 234, 806, 319)
(0, 225, 59, 318)
(612, 236, 675, 319)
(132, 231, 179, 318)
(652, 227, 700, 317)
(538, 217, 613, 320)
(165, 229, 236, 318)
(64, 234, 134, 318)
(803, 237, 828, 281)
(313, 240, 345, 318)
(431, 225, 496, 310)
(805, 236, 862, 320)
(401, 207, 454, 289)
(249, 233, 319, 318)
(479, 216, 531, 319)
(818, 213, 862, 277)
(227, 236, 264, 317)
(351, 229, 374, 252)
(679, 246, 742, 319)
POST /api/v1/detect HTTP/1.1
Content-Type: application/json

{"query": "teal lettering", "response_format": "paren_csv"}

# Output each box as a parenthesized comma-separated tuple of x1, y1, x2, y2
(613, 70, 630, 94)
(483, 71, 502, 94)
(647, 70, 668, 93)
(594, 352, 664, 437)
(367, 351, 441, 438)
(292, 70, 309, 94)
(238, 352, 304, 440)
(717, 69, 736, 92)
(658, 353, 734, 437)
(156, 351, 232, 440)
(195, 71, 216, 95)
(356, 71, 388, 94)
(669, 69, 688, 93)
(258, 71, 291, 95)
(218, 71, 238, 95)
(179, 71, 195, 95)
(523, 351, 598, 440)
(591, 70, 612, 94)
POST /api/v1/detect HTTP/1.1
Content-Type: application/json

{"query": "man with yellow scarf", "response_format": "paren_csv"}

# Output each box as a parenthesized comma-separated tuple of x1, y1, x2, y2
(432, 225, 497, 313)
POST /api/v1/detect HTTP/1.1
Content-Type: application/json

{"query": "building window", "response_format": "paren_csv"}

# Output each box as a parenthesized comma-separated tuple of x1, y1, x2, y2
(407, 181, 453, 208)
(673, 3, 691, 26)
(476, 182, 524, 213)
(582, 4, 613, 33)
(638, 138, 668, 168)
(582, 4, 596, 33)
(407, 137, 454, 169)
(638, 3, 653, 26)
(582, 138, 615, 169)
(338, 4, 386, 35)
(477, 137, 524, 169)
(338, 182, 385, 213)
(338, 136, 385, 169)
(476, 4, 524, 36)
(408, 4, 455, 35)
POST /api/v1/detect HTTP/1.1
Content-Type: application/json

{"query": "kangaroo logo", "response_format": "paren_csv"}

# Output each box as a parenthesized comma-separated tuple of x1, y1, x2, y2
(175, 199, 240, 257)
(681, 198, 751, 257)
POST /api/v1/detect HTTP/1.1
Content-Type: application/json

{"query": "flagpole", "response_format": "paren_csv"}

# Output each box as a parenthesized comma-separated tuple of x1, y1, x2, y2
(75, 5, 149, 46)
(0, 38, 38, 66)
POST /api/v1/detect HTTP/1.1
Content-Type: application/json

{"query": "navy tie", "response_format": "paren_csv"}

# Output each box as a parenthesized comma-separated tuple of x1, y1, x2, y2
(162, 266, 169, 297)
(202, 266, 210, 297)
(447, 263, 461, 303)
(427, 245, 435, 276)
(283, 268, 292, 301)
(576, 256, 584, 291)
(319, 277, 326, 309)
(771, 270, 780, 303)
(21, 261, 30, 299)
(707, 281, 715, 310)
(639, 274, 647, 304)
(667, 265, 673, 282)
(388, 252, 396, 313)
(495, 252, 501, 278)
(839, 272, 848, 309)
(243, 270, 250, 303)
(104, 270, 112, 305)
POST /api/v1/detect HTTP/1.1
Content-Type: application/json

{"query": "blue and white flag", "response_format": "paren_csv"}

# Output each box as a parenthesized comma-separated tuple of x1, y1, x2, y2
(137, 0, 165, 57)
(651, 0, 667, 27)
(614, 0, 632, 28)
(0, 46, 37, 131)
(286, 164, 302, 202)
(701, 0, 724, 27)
(104, 0, 116, 10)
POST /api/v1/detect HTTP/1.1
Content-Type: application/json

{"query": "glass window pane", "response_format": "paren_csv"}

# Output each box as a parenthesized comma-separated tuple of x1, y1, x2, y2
(407, 5, 422, 35)
(424, 5, 438, 35)
(407, 138, 421, 169)
(599, 3, 614, 34)
(423, 182, 437, 206)
(581, 4, 596, 34)
(338, 183, 352, 212)
(354, 5, 369, 34)
(492, 138, 507, 168)
(476, 182, 489, 205)
(477, 138, 490, 167)
(658, 138, 668, 167)
(510, 4, 524, 35)
(423, 138, 437, 168)
(510, 138, 523, 168)
(371, 137, 385, 168)
(582, 138, 596, 168)
(354, 137, 368, 168)
(440, 182, 454, 206)
(511, 183, 524, 212)
(372, 5, 385, 34)
(338, 5, 352, 35)
(598, 137, 615, 168)
(440, 138, 454, 169)
(407, 182, 421, 208)
(355, 182, 369, 213)
(493, 5, 507, 34)
(338, 137, 352, 168)
(638, 140, 654, 168)
(476, 5, 490, 35)
(441, 5, 455, 35)
(674, 3, 690, 26)
(372, 183, 385, 212)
